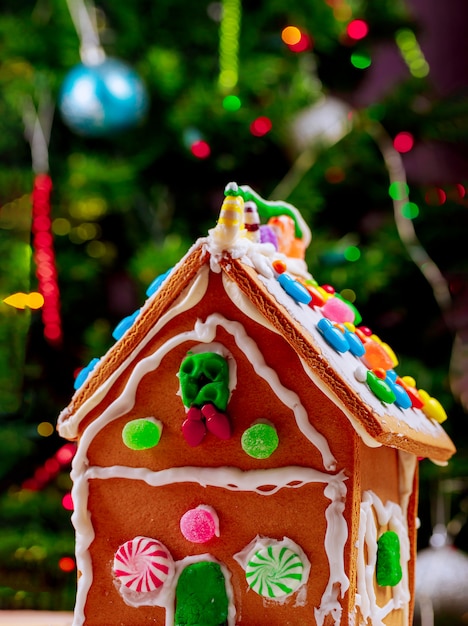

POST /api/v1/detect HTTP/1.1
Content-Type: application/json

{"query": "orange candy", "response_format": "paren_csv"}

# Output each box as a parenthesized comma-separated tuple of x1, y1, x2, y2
(361, 340, 395, 370)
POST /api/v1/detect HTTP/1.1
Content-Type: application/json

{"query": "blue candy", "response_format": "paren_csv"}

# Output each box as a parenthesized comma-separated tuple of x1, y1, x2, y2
(317, 318, 350, 353)
(112, 309, 140, 341)
(146, 268, 173, 297)
(277, 273, 312, 305)
(74, 358, 100, 390)
(386, 377, 412, 409)
(343, 329, 365, 357)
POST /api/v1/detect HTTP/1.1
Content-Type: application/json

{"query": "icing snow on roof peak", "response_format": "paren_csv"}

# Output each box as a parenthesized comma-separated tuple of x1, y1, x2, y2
(206, 182, 312, 278)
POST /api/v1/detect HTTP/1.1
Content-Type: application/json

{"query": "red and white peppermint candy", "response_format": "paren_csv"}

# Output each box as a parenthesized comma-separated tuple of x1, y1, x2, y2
(113, 536, 174, 593)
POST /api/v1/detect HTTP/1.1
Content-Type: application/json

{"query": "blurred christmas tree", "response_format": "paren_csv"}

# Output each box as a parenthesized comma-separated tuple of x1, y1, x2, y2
(0, 0, 467, 614)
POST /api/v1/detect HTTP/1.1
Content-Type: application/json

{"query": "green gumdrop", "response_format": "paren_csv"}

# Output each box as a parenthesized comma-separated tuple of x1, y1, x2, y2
(376, 531, 403, 587)
(122, 418, 162, 450)
(175, 561, 228, 626)
(241, 423, 279, 459)
(179, 352, 230, 410)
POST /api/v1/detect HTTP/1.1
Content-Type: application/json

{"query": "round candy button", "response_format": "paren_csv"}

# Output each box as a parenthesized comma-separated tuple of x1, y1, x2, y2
(241, 423, 279, 459)
(180, 505, 219, 543)
(122, 418, 162, 450)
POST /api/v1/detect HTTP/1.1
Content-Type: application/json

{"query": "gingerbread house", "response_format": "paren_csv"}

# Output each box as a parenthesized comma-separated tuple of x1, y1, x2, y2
(58, 183, 455, 626)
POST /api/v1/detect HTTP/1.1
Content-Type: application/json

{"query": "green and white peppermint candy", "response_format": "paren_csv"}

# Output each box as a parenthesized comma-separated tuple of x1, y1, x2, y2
(245, 544, 305, 598)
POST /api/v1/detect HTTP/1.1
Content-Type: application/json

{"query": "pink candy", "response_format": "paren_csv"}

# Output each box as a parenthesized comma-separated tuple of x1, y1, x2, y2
(322, 297, 355, 324)
(180, 505, 219, 543)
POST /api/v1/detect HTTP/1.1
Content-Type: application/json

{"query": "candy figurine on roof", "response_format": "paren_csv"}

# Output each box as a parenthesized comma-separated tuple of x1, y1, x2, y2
(58, 182, 455, 626)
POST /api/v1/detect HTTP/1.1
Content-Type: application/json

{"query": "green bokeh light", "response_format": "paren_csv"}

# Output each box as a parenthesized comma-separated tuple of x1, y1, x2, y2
(350, 51, 371, 69)
(222, 94, 242, 111)
(344, 246, 361, 262)
(388, 181, 409, 200)
(401, 202, 419, 219)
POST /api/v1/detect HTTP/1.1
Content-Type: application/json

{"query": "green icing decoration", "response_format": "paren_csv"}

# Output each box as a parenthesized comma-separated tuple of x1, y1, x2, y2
(225, 183, 304, 240)
(122, 418, 162, 450)
(179, 352, 230, 411)
(175, 561, 229, 626)
(241, 423, 279, 459)
(376, 531, 403, 587)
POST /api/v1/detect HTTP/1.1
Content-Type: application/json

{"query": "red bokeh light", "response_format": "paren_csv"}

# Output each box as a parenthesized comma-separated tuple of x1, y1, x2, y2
(346, 19, 369, 40)
(425, 187, 447, 206)
(55, 443, 77, 465)
(59, 556, 76, 572)
(62, 493, 74, 511)
(250, 116, 272, 137)
(190, 140, 211, 159)
(287, 32, 313, 53)
(393, 131, 414, 153)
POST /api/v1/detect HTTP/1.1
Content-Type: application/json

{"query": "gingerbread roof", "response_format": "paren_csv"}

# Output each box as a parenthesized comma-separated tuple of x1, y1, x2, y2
(58, 183, 455, 463)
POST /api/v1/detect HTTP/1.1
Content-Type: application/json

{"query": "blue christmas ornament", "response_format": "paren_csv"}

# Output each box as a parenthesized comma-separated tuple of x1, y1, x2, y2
(59, 57, 149, 136)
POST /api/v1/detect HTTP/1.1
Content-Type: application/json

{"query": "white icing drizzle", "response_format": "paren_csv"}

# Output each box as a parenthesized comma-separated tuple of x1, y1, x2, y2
(58, 264, 211, 440)
(355, 491, 411, 626)
(86, 464, 346, 495)
(68, 309, 339, 625)
(222, 273, 382, 451)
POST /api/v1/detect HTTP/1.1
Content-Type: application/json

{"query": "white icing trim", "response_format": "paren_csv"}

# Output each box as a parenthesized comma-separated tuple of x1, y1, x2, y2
(68, 311, 339, 625)
(58, 264, 211, 439)
(86, 464, 346, 494)
(355, 491, 411, 626)
(222, 273, 382, 450)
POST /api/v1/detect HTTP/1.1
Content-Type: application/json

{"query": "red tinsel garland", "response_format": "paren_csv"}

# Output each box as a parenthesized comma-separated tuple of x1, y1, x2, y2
(32, 173, 62, 345)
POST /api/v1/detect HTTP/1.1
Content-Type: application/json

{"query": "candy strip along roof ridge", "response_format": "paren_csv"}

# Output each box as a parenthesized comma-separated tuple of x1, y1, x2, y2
(58, 182, 455, 464)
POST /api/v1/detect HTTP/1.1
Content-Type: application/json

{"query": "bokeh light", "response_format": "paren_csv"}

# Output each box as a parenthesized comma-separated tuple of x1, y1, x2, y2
(341, 288, 356, 303)
(282, 25, 302, 46)
(401, 202, 420, 219)
(37, 421, 54, 437)
(346, 19, 369, 41)
(250, 116, 272, 137)
(395, 28, 430, 78)
(324, 166, 346, 184)
(388, 181, 409, 201)
(58, 557, 75, 572)
(425, 187, 447, 206)
(222, 94, 241, 111)
(393, 131, 414, 153)
(344, 246, 361, 261)
(62, 493, 74, 511)
(350, 51, 371, 69)
(190, 140, 211, 159)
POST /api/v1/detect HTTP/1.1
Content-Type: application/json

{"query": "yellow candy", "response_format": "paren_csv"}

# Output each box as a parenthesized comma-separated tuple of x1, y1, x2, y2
(381, 342, 399, 368)
(316, 286, 332, 301)
(343, 322, 356, 332)
(370, 333, 383, 345)
(419, 389, 448, 424)
(418, 389, 431, 403)
(401, 375, 416, 388)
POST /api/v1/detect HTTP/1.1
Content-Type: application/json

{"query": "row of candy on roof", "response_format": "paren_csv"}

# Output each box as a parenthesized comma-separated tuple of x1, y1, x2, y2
(271, 258, 447, 424)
